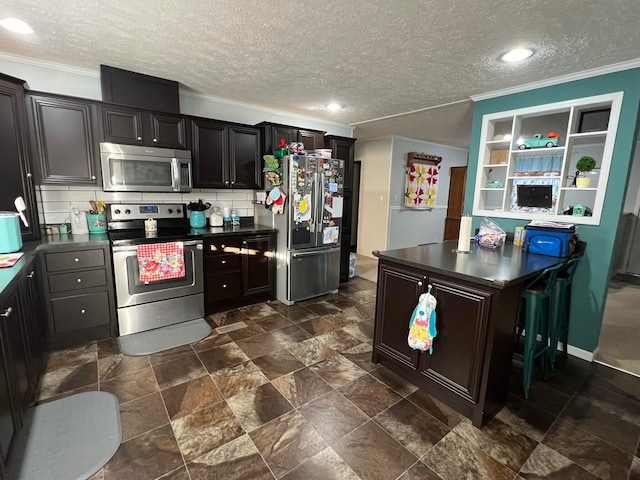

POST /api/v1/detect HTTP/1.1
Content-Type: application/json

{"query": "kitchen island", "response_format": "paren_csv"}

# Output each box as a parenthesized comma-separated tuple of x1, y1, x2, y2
(373, 241, 563, 428)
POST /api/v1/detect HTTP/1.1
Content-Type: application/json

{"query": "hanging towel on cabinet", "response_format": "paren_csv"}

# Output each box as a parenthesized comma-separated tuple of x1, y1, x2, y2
(408, 285, 437, 353)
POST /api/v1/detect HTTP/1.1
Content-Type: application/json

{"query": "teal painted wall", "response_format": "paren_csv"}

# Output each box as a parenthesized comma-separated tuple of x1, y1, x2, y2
(464, 68, 640, 353)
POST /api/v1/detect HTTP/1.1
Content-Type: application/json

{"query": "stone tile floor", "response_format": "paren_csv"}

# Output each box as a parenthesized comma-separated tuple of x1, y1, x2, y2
(35, 277, 640, 479)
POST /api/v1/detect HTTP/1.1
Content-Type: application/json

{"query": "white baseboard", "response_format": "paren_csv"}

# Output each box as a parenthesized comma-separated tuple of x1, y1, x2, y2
(520, 331, 594, 362)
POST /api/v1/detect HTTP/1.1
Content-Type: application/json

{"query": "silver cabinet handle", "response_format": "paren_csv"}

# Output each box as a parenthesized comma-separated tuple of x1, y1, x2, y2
(27, 172, 32, 178)
(221, 260, 226, 264)
(222, 284, 227, 288)
(91, 175, 96, 180)
(225, 181, 229, 185)
(77, 278, 82, 283)
(74, 258, 79, 262)
(221, 244, 225, 248)
(153, 138, 158, 143)
(417, 281, 423, 287)
(81, 309, 86, 314)
(0, 307, 12, 318)
(27, 271, 35, 278)
(137, 136, 142, 141)
(242, 241, 247, 245)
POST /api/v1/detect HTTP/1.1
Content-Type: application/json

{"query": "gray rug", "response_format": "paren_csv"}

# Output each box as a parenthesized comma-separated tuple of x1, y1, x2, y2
(118, 317, 212, 356)
(7, 392, 121, 480)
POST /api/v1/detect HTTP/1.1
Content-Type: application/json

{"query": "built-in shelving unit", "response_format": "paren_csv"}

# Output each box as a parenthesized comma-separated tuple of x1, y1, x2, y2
(472, 92, 624, 225)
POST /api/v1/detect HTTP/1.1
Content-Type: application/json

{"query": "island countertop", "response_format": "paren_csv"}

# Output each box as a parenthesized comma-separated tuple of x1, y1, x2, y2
(376, 240, 563, 288)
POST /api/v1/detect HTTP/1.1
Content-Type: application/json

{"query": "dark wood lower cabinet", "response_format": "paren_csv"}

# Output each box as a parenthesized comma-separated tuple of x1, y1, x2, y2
(204, 232, 276, 314)
(0, 256, 47, 472)
(374, 258, 519, 428)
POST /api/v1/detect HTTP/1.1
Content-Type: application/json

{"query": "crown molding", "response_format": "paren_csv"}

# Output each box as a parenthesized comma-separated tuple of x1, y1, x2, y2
(350, 98, 471, 126)
(179, 89, 354, 131)
(0, 51, 99, 77)
(471, 58, 640, 102)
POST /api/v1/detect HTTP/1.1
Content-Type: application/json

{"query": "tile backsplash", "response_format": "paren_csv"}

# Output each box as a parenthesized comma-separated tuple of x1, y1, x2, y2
(36, 185, 257, 225)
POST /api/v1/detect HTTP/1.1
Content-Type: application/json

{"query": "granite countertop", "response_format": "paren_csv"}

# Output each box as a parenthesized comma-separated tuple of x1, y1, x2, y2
(377, 240, 564, 288)
(0, 224, 278, 299)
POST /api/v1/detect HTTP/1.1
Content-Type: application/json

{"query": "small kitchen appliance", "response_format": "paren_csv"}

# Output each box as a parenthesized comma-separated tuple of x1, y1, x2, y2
(0, 212, 23, 253)
(70, 208, 89, 234)
(100, 142, 192, 193)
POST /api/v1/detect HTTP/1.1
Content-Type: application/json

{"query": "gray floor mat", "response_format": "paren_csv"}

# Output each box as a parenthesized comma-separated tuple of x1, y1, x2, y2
(118, 317, 212, 356)
(7, 391, 121, 480)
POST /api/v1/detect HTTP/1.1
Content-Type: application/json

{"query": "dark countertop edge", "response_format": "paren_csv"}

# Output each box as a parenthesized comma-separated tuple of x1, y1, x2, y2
(376, 241, 562, 290)
(0, 224, 277, 298)
(376, 250, 504, 288)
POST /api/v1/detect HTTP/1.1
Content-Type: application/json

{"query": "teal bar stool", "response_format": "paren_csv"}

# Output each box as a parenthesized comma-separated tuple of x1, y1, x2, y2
(548, 241, 586, 370)
(516, 262, 564, 399)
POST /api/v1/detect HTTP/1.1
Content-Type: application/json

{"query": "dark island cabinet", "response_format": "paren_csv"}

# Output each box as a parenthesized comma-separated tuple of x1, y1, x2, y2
(101, 105, 186, 149)
(373, 254, 522, 428)
(419, 276, 491, 403)
(26, 93, 99, 185)
(0, 75, 39, 240)
(204, 232, 276, 313)
(257, 122, 325, 155)
(189, 118, 261, 189)
(374, 262, 426, 369)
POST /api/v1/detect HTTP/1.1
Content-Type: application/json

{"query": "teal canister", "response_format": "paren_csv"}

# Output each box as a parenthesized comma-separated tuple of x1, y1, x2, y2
(189, 211, 206, 228)
(0, 212, 23, 253)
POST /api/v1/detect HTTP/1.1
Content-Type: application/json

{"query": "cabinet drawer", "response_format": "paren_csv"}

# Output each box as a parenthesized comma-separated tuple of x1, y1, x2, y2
(206, 237, 242, 255)
(51, 291, 111, 334)
(205, 253, 241, 272)
(45, 249, 105, 272)
(206, 271, 242, 302)
(48, 269, 107, 293)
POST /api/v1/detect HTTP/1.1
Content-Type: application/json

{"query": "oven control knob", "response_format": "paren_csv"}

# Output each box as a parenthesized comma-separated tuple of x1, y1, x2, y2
(176, 208, 181, 214)
(168, 208, 173, 214)
(114, 209, 121, 215)
(125, 209, 131, 215)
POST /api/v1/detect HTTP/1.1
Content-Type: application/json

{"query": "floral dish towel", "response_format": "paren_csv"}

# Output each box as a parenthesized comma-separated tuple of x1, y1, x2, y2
(137, 242, 185, 283)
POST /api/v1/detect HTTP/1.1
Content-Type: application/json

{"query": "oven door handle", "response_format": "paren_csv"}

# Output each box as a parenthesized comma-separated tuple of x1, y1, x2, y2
(112, 239, 203, 252)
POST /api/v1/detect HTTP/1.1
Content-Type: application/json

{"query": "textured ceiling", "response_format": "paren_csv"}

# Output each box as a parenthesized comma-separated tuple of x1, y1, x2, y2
(1, 0, 639, 149)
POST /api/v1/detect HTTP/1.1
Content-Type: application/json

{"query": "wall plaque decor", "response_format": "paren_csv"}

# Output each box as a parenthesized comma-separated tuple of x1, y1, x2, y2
(404, 152, 442, 209)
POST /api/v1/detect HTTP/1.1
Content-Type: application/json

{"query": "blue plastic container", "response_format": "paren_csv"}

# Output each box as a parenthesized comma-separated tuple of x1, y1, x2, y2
(189, 211, 206, 228)
(0, 212, 23, 253)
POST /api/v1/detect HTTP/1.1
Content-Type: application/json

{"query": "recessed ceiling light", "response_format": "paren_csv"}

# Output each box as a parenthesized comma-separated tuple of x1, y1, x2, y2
(0, 17, 34, 34)
(326, 103, 343, 112)
(501, 48, 534, 63)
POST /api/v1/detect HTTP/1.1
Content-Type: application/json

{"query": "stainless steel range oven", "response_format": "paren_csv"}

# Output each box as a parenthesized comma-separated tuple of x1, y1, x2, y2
(107, 203, 204, 336)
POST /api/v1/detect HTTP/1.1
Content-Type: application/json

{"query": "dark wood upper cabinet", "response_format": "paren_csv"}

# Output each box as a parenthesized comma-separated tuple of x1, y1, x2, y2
(258, 122, 325, 156)
(189, 118, 261, 189)
(100, 105, 186, 149)
(190, 118, 228, 189)
(0, 75, 39, 240)
(298, 129, 325, 151)
(26, 93, 99, 185)
(229, 125, 261, 189)
(325, 135, 355, 192)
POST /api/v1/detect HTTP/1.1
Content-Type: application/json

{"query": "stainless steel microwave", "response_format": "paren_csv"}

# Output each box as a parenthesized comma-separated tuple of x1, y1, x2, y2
(100, 142, 192, 193)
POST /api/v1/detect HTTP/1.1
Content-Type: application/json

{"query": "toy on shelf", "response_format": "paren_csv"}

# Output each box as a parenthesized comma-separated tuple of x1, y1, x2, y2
(518, 132, 560, 149)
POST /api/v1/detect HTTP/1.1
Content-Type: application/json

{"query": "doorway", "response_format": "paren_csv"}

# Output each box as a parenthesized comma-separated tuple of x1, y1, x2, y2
(444, 166, 467, 240)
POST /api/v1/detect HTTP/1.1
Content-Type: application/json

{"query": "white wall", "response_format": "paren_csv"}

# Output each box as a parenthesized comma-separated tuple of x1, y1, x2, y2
(386, 137, 468, 249)
(355, 138, 393, 257)
(0, 52, 353, 137)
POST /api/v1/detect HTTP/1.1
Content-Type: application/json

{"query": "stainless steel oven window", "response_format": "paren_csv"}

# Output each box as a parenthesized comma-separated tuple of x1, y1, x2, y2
(112, 240, 203, 309)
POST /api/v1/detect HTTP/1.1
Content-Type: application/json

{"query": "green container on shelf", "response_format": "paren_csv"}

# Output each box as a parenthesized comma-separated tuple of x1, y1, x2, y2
(87, 213, 107, 233)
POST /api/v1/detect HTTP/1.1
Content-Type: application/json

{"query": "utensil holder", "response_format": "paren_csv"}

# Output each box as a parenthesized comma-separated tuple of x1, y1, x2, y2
(190, 211, 206, 228)
(87, 213, 107, 233)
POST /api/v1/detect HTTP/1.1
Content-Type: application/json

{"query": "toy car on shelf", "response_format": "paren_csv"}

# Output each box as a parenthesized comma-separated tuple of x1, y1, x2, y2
(518, 132, 560, 149)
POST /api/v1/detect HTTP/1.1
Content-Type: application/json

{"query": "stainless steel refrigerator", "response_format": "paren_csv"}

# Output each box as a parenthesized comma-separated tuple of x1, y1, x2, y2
(256, 154, 344, 304)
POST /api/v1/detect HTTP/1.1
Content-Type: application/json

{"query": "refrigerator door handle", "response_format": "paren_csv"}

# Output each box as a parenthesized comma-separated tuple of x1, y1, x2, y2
(291, 247, 341, 258)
